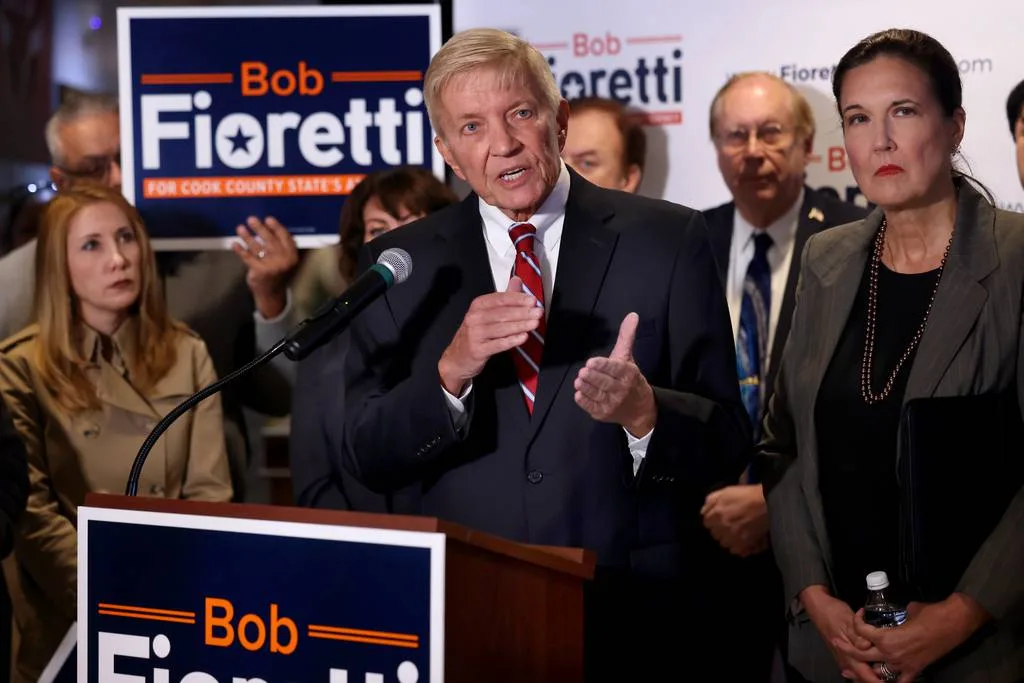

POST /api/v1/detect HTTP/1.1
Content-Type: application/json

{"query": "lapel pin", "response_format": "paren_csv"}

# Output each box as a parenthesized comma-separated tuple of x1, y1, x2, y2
(808, 207, 824, 223)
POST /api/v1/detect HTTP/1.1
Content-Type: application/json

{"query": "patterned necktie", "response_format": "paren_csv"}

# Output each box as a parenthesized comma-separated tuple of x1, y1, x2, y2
(737, 231, 773, 460)
(508, 222, 546, 414)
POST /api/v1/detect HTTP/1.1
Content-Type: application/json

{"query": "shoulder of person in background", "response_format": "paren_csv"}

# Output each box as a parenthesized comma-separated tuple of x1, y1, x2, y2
(0, 395, 29, 560)
(0, 239, 40, 342)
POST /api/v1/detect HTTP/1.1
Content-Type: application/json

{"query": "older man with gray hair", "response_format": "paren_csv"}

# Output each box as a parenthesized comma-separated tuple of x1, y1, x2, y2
(337, 27, 751, 680)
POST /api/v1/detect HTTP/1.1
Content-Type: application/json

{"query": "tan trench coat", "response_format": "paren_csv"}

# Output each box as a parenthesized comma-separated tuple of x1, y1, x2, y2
(0, 319, 232, 683)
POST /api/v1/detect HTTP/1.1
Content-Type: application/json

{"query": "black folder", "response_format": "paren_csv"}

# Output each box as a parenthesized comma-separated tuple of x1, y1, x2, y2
(898, 391, 1024, 602)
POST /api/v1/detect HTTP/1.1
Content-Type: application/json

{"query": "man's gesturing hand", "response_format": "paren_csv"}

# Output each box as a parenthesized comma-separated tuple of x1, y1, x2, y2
(574, 312, 657, 436)
(438, 277, 543, 395)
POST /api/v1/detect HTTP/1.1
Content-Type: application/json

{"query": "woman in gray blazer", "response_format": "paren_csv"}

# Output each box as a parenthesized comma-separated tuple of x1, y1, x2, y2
(763, 28, 1024, 683)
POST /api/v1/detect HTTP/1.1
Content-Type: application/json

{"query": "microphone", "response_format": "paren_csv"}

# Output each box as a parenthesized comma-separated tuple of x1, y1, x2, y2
(124, 247, 412, 496)
(282, 248, 412, 361)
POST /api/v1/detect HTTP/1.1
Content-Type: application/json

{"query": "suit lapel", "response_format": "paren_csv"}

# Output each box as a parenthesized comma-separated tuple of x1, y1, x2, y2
(902, 187, 997, 408)
(437, 194, 497, 302)
(800, 211, 879, 567)
(78, 323, 161, 419)
(706, 204, 734, 283)
(94, 363, 161, 418)
(528, 177, 618, 440)
(767, 191, 825, 391)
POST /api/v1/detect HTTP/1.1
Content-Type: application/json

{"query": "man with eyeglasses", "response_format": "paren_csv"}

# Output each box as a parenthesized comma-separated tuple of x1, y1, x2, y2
(0, 92, 299, 501)
(700, 72, 867, 682)
(1008, 78, 1024, 190)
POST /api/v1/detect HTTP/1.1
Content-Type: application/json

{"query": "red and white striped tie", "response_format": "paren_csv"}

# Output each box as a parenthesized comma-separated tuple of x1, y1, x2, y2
(508, 222, 546, 414)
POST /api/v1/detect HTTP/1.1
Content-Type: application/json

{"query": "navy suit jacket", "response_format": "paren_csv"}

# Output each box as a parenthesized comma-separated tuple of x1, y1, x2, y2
(338, 171, 750, 579)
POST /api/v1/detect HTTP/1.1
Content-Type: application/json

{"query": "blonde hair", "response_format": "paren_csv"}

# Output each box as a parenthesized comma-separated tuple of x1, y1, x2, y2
(709, 72, 816, 142)
(34, 182, 179, 413)
(423, 28, 561, 135)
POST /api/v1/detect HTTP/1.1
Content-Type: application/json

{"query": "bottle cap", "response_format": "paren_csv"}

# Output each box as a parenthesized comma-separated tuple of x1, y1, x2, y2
(866, 571, 889, 590)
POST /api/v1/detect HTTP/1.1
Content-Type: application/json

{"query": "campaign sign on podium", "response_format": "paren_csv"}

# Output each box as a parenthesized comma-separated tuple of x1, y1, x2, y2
(77, 506, 444, 682)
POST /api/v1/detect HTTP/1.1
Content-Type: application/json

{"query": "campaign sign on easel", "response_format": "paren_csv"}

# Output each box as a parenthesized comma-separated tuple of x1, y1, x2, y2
(117, 5, 445, 249)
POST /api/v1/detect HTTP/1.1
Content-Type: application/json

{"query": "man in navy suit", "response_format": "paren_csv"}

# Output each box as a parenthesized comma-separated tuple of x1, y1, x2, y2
(700, 72, 868, 681)
(340, 28, 749, 679)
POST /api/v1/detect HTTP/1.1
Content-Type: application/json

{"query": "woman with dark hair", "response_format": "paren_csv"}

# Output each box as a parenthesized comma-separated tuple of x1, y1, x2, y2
(293, 167, 460, 318)
(764, 29, 1024, 682)
(290, 167, 457, 510)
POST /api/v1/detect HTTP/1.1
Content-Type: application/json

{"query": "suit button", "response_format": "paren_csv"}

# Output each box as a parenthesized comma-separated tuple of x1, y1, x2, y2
(527, 470, 543, 485)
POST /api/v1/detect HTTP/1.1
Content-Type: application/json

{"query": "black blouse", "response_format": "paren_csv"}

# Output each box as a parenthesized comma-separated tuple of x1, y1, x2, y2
(816, 260, 940, 608)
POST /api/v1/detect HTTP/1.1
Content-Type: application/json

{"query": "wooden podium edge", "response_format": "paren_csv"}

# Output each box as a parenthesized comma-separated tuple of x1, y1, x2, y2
(85, 493, 596, 580)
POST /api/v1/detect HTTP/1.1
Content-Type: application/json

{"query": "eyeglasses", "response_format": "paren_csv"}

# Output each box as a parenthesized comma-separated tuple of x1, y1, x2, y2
(56, 151, 121, 183)
(716, 124, 792, 152)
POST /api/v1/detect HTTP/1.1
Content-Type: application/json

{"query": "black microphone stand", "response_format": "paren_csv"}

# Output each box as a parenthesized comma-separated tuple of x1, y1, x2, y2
(125, 253, 405, 496)
(124, 338, 288, 496)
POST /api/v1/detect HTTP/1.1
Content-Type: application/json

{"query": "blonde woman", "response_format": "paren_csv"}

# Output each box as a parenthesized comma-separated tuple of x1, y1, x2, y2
(0, 182, 232, 683)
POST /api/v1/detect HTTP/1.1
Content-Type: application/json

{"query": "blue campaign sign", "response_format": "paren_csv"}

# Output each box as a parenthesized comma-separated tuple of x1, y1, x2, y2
(77, 507, 445, 682)
(116, 6, 444, 250)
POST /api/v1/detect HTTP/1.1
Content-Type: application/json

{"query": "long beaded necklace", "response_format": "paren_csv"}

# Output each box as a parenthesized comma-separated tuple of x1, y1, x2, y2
(860, 219, 954, 405)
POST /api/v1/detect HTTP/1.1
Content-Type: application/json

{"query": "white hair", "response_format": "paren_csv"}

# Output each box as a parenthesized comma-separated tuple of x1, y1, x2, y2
(423, 28, 561, 136)
(45, 92, 119, 166)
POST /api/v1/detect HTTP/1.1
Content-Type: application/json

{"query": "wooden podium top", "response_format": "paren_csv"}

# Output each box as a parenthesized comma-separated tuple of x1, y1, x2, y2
(85, 493, 596, 580)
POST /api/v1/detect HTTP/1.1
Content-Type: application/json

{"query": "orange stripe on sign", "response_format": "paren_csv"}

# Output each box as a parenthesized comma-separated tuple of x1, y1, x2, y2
(330, 70, 422, 83)
(308, 624, 419, 642)
(142, 174, 367, 199)
(98, 609, 196, 625)
(141, 73, 234, 85)
(307, 632, 419, 648)
(97, 602, 196, 618)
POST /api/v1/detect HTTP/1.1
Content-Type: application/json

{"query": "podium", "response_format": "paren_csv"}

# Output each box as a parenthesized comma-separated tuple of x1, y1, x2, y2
(76, 493, 595, 683)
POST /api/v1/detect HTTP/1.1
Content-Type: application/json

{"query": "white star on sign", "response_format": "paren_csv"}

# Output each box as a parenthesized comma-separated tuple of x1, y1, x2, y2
(562, 79, 585, 99)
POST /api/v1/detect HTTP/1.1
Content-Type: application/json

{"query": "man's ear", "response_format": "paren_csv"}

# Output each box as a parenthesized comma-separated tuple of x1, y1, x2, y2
(623, 164, 642, 194)
(434, 136, 466, 181)
(556, 99, 570, 152)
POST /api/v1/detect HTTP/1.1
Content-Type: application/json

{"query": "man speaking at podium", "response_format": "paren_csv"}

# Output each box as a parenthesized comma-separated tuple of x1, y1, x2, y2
(340, 28, 749, 679)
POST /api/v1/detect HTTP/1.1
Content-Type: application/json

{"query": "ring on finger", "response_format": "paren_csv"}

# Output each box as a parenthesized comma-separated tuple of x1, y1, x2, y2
(256, 249, 267, 260)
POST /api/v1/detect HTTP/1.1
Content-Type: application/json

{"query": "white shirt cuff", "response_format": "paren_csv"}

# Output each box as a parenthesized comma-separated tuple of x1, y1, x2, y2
(442, 381, 473, 431)
(624, 427, 654, 476)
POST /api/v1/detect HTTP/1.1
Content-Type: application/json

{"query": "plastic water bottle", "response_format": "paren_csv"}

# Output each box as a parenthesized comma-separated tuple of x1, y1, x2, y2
(863, 571, 907, 681)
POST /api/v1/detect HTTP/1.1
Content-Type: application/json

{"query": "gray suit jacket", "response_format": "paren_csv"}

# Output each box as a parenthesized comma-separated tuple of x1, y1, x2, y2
(764, 184, 1024, 682)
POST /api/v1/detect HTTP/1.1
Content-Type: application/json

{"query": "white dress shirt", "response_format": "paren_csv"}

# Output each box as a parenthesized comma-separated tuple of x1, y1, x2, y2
(726, 190, 803, 376)
(443, 162, 652, 474)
